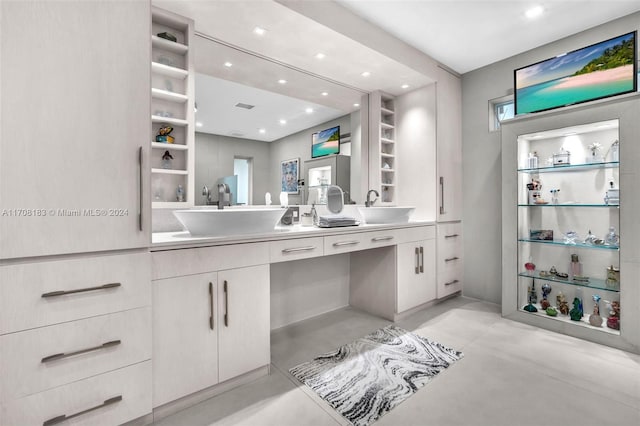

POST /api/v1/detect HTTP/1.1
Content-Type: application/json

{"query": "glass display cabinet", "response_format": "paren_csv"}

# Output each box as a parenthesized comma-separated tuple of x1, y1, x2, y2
(501, 94, 640, 353)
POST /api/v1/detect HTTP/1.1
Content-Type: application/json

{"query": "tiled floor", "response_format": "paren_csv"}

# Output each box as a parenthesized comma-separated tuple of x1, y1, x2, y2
(153, 296, 640, 426)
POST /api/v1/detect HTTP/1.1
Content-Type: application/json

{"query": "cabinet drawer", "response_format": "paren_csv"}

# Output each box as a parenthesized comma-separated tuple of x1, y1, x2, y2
(393, 225, 436, 244)
(152, 242, 269, 279)
(437, 266, 463, 298)
(437, 222, 462, 262)
(324, 233, 368, 255)
(269, 237, 324, 263)
(0, 361, 151, 426)
(0, 252, 151, 334)
(0, 307, 151, 402)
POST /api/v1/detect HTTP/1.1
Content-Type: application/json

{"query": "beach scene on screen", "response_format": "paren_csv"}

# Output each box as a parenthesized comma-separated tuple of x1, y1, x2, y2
(312, 126, 340, 158)
(516, 33, 635, 114)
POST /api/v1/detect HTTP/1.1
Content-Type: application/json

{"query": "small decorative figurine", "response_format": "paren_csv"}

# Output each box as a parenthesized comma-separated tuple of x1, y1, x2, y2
(176, 184, 185, 202)
(549, 266, 558, 276)
(563, 231, 579, 245)
(540, 283, 552, 309)
(524, 260, 536, 276)
(161, 150, 174, 169)
(557, 292, 570, 315)
(550, 188, 560, 204)
(524, 283, 538, 312)
(589, 294, 603, 327)
(545, 307, 558, 316)
(587, 142, 603, 163)
(569, 297, 583, 321)
(605, 226, 619, 247)
(605, 300, 620, 330)
(605, 265, 620, 289)
(156, 124, 175, 143)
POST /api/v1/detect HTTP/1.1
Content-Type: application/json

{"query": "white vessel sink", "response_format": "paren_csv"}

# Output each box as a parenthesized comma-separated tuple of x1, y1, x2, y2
(173, 208, 286, 236)
(357, 206, 415, 224)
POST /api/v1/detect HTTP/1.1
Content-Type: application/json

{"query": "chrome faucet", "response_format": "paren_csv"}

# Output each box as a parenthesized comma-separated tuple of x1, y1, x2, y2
(217, 183, 231, 210)
(365, 189, 379, 207)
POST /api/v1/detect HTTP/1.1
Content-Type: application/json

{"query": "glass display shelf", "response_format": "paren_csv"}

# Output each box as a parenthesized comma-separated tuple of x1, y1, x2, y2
(518, 272, 619, 292)
(518, 238, 619, 250)
(517, 308, 620, 335)
(518, 203, 618, 208)
(518, 161, 619, 174)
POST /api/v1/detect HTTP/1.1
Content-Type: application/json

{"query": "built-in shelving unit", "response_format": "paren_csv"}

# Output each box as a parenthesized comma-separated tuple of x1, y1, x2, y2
(369, 91, 396, 204)
(151, 7, 195, 208)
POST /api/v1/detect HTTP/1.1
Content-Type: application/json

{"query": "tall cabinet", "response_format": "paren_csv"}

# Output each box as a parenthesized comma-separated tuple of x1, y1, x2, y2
(368, 91, 397, 205)
(0, 2, 153, 425)
(501, 95, 640, 353)
(150, 7, 195, 208)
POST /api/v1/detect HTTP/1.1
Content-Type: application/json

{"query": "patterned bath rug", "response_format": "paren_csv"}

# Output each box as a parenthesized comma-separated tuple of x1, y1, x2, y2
(289, 324, 463, 426)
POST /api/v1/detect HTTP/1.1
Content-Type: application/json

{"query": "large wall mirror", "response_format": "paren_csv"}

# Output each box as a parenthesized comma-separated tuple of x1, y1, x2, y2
(193, 35, 365, 206)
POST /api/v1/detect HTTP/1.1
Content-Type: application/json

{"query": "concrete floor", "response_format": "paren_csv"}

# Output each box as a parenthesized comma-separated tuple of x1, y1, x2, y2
(154, 296, 640, 426)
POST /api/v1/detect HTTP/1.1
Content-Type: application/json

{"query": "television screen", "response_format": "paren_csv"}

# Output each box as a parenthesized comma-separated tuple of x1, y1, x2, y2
(515, 31, 637, 115)
(311, 125, 340, 158)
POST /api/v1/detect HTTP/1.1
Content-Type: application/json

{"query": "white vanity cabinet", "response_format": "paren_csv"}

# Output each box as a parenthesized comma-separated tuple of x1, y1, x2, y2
(396, 239, 437, 312)
(0, 0, 151, 260)
(151, 244, 270, 409)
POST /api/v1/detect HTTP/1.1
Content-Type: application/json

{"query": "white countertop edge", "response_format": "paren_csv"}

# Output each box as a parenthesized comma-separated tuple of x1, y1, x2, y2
(151, 220, 435, 251)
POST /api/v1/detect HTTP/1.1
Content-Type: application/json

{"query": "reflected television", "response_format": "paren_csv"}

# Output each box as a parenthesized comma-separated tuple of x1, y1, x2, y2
(515, 31, 637, 115)
(311, 125, 340, 158)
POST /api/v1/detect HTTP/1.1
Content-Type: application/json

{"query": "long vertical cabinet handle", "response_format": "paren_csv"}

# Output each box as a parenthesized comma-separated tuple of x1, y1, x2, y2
(414, 247, 420, 274)
(42, 395, 122, 426)
(208, 282, 214, 330)
(138, 146, 143, 231)
(419, 246, 424, 273)
(439, 176, 445, 215)
(223, 280, 229, 327)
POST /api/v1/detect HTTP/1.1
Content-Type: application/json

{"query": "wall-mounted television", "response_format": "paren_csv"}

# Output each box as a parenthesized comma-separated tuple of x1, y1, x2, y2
(515, 31, 637, 115)
(311, 125, 340, 158)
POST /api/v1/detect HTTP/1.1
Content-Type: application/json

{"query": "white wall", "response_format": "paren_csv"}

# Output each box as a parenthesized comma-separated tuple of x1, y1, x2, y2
(461, 12, 640, 304)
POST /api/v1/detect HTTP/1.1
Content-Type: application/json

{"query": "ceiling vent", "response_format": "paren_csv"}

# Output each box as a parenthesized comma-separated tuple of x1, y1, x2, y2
(235, 102, 255, 110)
(230, 131, 245, 137)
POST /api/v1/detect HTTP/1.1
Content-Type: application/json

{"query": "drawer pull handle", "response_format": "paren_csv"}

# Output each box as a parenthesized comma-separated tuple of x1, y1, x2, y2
(41, 340, 121, 363)
(445, 279, 459, 286)
(41, 282, 121, 298)
(224, 280, 229, 327)
(43, 395, 122, 426)
(415, 247, 420, 274)
(209, 282, 214, 330)
(419, 246, 424, 273)
(444, 234, 459, 239)
(372, 236, 394, 242)
(282, 246, 316, 253)
(138, 146, 143, 231)
(333, 241, 359, 247)
(445, 256, 459, 262)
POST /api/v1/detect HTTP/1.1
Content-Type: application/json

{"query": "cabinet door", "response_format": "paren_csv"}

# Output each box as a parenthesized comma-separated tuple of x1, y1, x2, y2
(153, 273, 218, 407)
(397, 239, 436, 312)
(218, 265, 270, 383)
(0, 1, 150, 259)
(436, 67, 463, 221)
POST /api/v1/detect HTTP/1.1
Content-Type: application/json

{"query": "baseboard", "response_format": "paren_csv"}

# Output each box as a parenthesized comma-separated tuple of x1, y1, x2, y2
(392, 291, 461, 322)
(151, 365, 270, 422)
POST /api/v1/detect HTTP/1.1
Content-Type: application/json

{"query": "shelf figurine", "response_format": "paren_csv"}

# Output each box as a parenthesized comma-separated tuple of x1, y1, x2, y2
(605, 300, 620, 330)
(605, 226, 619, 247)
(161, 150, 174, 169)
(556, 292, 569, 315)
(550, 188, 560, 204)
(569, 297, 583, 321)
(524, 260, 535, 276)
(587, 142, 603, 163)
(540, 283, 552, 309)
(589, 294, 603, 327)
(524, 282, 538, 312)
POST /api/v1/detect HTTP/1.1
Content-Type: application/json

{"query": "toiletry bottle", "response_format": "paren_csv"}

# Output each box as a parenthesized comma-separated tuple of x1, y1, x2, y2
(176, 185, 185, 202)
(310, 203, 318, 226)
(569, 253, 582, 281)
(605, 226, 619, 247)
(611, 140, 619, 162)
(528, 152, 539, 169)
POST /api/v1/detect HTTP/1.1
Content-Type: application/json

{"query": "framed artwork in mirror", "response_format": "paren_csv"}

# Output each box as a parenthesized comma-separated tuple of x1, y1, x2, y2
(281, 158, 299, 194)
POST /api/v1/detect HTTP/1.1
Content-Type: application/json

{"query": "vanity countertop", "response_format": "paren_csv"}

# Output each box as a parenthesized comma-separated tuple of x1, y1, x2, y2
(151, 220, 435, 251)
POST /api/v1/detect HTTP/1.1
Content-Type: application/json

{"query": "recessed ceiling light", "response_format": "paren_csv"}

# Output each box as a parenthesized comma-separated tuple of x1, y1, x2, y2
(279, 119, 287, 125)
(401, 84, 410, 89)
(321, 92, 328, 96)
(278, 79, 287, 84)
(305, 108, 314, 113)
(315, 53, 326, 60)
(259, 128, 266, 134)
(196, 121, 203, 127)
(224, 62, 233, 67)
(354, 103, 360, 107)
(361, 71, 371, 77)
(525, 5, 544, 19)
(253, 26, 267, 36)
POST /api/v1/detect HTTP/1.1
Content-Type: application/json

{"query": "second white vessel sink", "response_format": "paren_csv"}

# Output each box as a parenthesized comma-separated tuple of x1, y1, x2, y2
(173, 208, 286, 236)
(357, 206, 415, 224)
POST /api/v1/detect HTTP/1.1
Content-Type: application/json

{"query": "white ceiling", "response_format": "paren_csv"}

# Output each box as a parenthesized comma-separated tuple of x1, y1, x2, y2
(335, 0, 640, 74)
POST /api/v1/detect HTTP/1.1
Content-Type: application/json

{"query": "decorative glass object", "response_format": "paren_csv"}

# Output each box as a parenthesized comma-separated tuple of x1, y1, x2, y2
(589, 294, 603, 327)
(563, 230, 579, 245)
(605, 226, 619, 247)
(587, 142, 603, 163)
(161, 150, 173, 169)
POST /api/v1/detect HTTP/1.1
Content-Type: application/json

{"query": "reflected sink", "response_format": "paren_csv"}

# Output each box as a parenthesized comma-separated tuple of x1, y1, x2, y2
(357, 206, 415, 224)
(173, 208, 286, 236)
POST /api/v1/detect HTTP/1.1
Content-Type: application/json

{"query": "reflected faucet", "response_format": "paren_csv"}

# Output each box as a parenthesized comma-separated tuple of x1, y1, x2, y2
(217, 183, 231, 210)
(365, 189, 379, 207)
